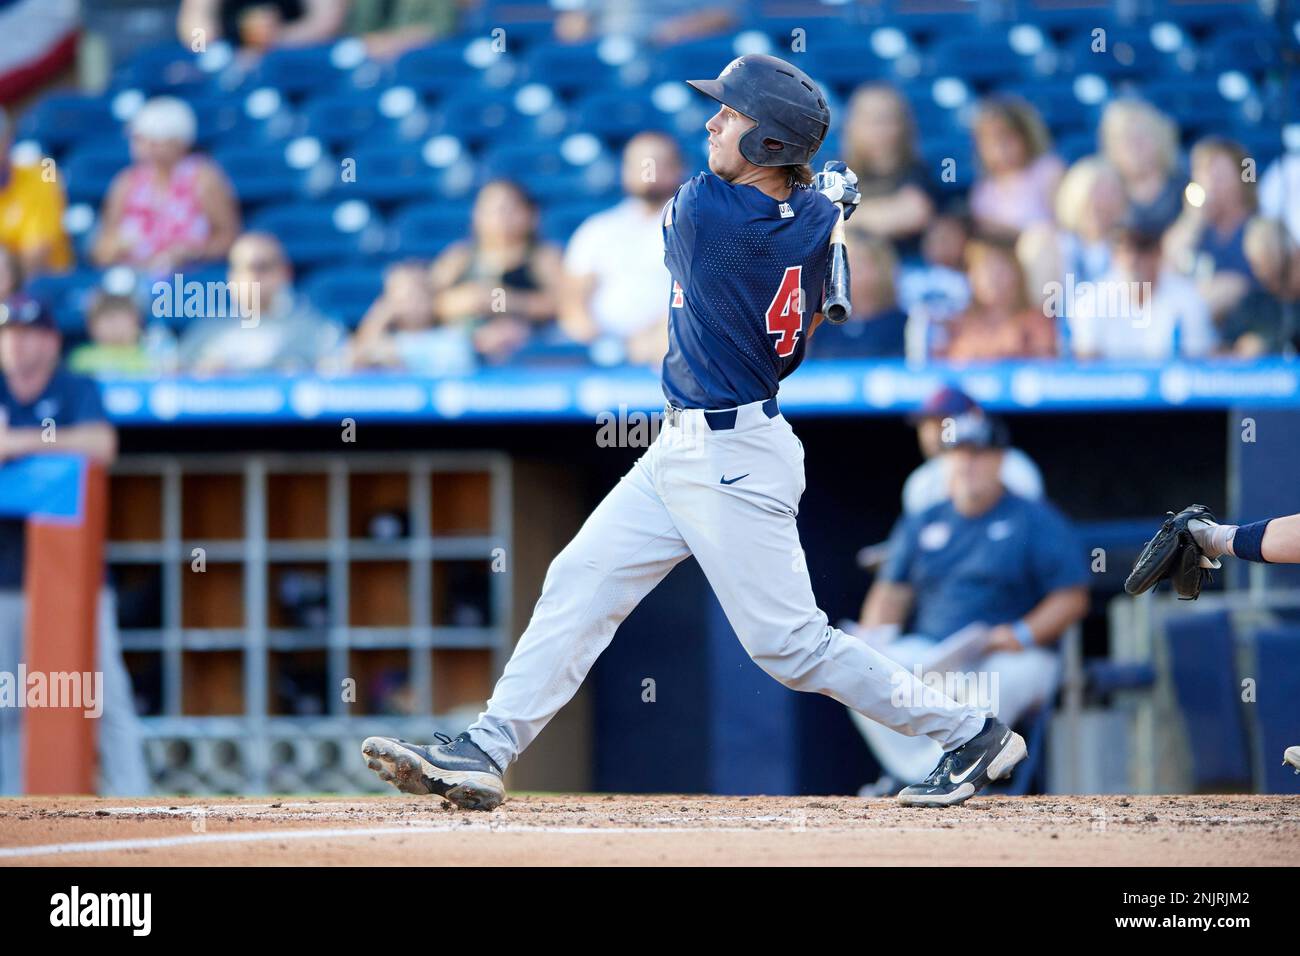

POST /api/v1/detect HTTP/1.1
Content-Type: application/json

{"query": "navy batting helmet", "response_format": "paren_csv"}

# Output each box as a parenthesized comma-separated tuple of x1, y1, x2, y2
(687, 55, 830, 168)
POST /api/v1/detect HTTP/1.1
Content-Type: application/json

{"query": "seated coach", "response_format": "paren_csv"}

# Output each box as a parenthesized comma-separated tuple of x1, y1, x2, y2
(0, 294, 149, 794)
(850, 412, 1089, 793)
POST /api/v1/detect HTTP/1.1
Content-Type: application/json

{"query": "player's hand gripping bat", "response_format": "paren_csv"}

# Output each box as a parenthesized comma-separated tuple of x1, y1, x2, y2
(814, 161, 860, 324)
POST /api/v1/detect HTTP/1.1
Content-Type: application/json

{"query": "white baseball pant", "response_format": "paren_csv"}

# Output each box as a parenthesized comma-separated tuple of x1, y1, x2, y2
(468, 400, 988, 771)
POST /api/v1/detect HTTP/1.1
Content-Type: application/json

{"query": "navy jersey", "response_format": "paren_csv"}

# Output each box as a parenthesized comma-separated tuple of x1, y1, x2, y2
(0, 369, 108, 589)
(661, 172, 840, 409)
(879, 493, 1088, 641)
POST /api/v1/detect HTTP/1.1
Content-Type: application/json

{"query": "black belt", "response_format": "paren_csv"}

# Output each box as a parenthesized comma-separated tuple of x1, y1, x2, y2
(664, 398, 779, 431)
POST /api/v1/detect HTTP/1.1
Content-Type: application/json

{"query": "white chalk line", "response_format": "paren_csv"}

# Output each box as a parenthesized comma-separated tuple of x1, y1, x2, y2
(0, 822, 849, 859)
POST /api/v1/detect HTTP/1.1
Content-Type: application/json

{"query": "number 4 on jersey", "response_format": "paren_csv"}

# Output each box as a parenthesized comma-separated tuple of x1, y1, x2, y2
(765, 266, 804, 357)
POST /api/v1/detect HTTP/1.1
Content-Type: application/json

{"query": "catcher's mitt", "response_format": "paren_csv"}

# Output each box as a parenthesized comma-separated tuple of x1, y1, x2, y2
(1124, 504, 1217, 600)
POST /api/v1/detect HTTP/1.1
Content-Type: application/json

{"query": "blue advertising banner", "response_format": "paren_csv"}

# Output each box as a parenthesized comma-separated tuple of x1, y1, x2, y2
(94, 359, 1300, 426)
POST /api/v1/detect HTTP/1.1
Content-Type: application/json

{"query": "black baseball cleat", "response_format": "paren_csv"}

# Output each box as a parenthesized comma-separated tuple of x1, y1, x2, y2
(897, 717, 1027, 807)
(361, 732, 505, 810)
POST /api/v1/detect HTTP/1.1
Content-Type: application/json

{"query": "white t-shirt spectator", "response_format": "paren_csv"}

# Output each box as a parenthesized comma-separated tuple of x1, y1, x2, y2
(563, 198, 670, 338)
(1259, 154, 1300, 245)
(902, 449, 1044, 515)
(1067, 269, 1215, 360)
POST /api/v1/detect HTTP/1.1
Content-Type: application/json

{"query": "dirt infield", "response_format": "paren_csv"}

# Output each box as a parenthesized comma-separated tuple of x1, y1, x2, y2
(0, 794, 1295, 866)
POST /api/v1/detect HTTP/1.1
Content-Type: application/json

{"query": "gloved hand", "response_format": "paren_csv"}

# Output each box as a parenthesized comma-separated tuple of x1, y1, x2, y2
(1188, 514, 1236, 564)
(814, 161, 860, 220)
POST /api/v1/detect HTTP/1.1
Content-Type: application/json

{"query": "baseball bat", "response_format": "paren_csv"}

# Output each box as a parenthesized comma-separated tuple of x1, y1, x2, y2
(823, 206, 851, 324)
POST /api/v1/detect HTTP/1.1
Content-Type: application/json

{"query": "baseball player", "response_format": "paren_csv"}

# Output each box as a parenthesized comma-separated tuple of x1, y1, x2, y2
(362, 55, 1027, 809)
(1185, 508, 1300, 774)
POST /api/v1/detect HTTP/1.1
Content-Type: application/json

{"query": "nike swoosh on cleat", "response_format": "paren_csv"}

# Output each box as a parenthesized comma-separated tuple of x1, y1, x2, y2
(720, 474, 750, 485)
(948, 756, 984, 785)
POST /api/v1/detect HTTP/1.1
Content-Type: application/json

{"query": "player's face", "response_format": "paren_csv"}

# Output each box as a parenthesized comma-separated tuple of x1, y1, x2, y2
(705, 105, 756, 181)
(948, 447, 1004, 512)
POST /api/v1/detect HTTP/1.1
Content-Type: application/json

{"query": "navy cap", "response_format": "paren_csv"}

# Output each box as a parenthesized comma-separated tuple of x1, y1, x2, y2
(941, 412, 1010, 451)
(0, 294, 56, 332)
(909, 385, 977, 423)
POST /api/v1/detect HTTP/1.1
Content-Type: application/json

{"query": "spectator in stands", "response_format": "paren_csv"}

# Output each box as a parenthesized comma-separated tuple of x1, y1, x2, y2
(0, 109, 73, 275)
(1220, 218, 1300, 358)
(1068, 223, 1214, 360)
(1166, 137, 1257, 322)
(68, 292, 176, 377)
(842, 83, 935, 255)
(346, 0, 459, 60)
(808, 236, 907, 358)
(0, 293, 150, 795)
(1259, 150, 1300, 245)
(901, 387, 1042, 516)
(1018, 155, 1128, 319)
(177, 0, 347, 51)
(851, 413, 1088, 792)
(554, 0, 740, 45)
(350, 260, 473, 374)
(896, 212, 972, 334)
(939, 239, 1056, 362)
(969, 97, 1064, 241)
(559, 132, 683, 367)
(177, 232, 345, 374)
(1099, 99, 1186, 235)
(430, 179, 563, 365)
(92, 97, 241, 277)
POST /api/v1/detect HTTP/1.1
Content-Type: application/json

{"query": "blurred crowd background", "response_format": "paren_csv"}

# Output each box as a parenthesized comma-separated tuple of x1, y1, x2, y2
(0, 0, 1295, 379)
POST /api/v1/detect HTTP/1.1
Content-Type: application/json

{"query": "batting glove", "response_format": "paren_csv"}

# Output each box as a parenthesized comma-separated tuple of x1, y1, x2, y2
(814, 161, 860, 220)
(1188, 516, 1233, 567)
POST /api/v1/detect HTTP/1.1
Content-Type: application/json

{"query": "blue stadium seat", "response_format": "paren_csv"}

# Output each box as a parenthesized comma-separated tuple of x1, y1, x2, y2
(113, 43, 215, 96)
(1003, 79, 1104, 135)
(16, 94, 120, 156)
(927, 35, 1035, 84)
(299, 265, 385, 328)
(62, 143, 131, 204)
(390, 201, 473, 258)
(1204, 28, 1283, 72)
(481, 141, 580, 181)
(1058, 26, 1180, 77)
(393, 43, 486, 99)
(250, 201, 383, 267)
(572, 90, 672, 147)
(328, 144, 449, 204)
(249, 43, 366, 99)
(184, 91, 299, 151)
(524, 43, 613, 98)
(433, 89, 525, 147)
(653, 36, 745, 85)
(212, 145, 307, 205)
(301, 92, 396, 149)
(1155, 0, 1271, 32)
(1165, 610, 1252, 790)
(1141, 75, 1241, 129)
